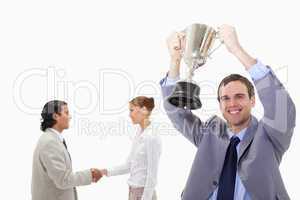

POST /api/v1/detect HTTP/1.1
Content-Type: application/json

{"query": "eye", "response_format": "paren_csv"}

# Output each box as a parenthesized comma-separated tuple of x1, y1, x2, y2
(220, 96, 230, 102)
(236, 94, 246, 100)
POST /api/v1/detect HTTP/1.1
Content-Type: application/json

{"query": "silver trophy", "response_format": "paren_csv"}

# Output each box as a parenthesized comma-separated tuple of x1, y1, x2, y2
(168, 23, 221, 109)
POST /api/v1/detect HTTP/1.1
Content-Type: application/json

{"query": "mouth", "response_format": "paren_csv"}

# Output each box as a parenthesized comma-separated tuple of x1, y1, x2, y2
(227, 108, 242, 115)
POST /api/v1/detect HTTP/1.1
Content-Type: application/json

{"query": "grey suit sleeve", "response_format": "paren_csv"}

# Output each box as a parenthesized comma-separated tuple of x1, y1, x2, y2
(40, 141, 92, 189)
(254, 68, 296, 157)
(160, 77, 217, 147)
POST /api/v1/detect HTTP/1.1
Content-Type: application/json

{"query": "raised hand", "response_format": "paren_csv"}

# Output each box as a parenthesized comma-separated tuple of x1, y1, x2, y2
(219, 24, 257, 70)
(166, 31, 186, 79)
(166, 32, 185, 60)
(219, 24, 241, 54)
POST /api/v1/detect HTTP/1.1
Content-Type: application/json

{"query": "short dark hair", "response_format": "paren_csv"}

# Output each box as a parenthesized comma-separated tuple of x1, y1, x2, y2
(40, 100, 67, 131)
(129, 96, 155, 112)
(217, 74, 255, 102)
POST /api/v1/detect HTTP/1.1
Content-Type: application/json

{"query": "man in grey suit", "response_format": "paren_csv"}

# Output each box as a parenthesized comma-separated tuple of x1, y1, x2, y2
(31, 100, 103, 200)
(161, 25, 296, 199)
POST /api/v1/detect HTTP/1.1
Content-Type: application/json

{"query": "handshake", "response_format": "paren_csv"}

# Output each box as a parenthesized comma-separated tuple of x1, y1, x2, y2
(90, 168, 108, 183)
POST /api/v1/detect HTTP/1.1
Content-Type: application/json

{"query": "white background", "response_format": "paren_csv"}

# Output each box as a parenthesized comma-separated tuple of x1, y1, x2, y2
(0, 0, 299, 199)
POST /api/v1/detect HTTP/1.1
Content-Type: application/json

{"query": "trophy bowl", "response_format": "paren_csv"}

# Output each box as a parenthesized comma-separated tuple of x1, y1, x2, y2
(167, 23, 220, 110)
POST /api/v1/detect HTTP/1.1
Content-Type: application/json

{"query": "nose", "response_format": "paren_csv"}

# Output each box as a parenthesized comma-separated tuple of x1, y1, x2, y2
(227, 98, 239, 107)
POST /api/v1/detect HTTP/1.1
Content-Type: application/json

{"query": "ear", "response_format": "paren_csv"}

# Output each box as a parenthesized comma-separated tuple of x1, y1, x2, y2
(52, 113, 59, 120)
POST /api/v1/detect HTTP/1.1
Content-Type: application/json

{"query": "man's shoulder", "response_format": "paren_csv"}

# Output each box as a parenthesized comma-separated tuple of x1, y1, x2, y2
(37, 132, 62, 152)
(204, 115, 226, 127)
(203, 115, 227, 136)
(39, 131, 57, 143)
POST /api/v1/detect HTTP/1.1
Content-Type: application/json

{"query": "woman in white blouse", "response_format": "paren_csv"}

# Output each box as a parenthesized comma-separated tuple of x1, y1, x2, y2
(101, 96, 162, 200)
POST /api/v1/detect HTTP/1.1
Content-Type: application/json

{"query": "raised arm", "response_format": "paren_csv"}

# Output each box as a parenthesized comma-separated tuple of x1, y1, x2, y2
(161, 31, 223, 147)
(220, 24, 296, 158)
(255, 69, 296, 158)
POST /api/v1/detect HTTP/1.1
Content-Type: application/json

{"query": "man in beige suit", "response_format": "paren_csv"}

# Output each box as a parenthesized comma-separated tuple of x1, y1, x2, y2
(31, 100, 102, 200)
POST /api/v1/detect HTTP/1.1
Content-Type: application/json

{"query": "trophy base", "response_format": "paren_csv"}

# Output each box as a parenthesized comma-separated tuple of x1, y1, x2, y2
(167, 81, 202, 110)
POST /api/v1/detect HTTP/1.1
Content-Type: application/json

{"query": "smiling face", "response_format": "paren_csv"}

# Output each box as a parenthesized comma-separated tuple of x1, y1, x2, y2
(219, 80, 255, 132)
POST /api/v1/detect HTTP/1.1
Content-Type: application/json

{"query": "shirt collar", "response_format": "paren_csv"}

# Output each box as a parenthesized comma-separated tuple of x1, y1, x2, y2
(48, 128, 64, 142)
(227, 127, 247, 141)
(136, 123, 153, 137)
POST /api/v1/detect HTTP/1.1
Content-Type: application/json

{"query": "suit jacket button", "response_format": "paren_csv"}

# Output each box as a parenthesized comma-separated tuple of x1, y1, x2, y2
(213, 181, 218, 186)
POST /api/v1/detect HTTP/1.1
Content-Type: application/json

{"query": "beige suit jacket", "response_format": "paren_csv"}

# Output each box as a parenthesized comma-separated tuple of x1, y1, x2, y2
(31, 128, 92, 200)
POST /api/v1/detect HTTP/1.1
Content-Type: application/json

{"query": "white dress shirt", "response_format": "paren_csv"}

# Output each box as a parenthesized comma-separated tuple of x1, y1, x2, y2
(107, 124, 162, 200)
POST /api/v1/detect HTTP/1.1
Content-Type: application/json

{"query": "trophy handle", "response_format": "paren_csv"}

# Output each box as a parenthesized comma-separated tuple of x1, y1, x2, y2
(207, 30, 223, 58)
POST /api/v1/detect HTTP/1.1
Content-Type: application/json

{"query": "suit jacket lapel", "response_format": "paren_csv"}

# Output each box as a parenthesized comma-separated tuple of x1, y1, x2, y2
(46, 129, 73, 165)
(238, 116, 258, 161)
